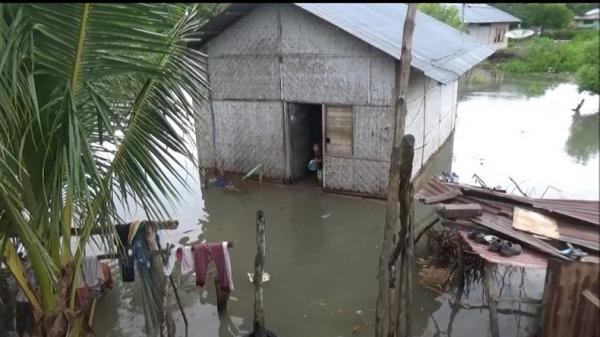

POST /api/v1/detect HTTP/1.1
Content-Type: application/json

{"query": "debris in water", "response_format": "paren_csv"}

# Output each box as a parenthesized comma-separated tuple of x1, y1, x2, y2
(321, 214, 331, 219)
(417, 265, 450, 292)
(352, 324, 360, 334)
(356, 310, 362, 315)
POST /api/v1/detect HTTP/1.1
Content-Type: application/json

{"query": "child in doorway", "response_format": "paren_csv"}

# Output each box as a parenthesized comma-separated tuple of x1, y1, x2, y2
(312, 143, 322, 183)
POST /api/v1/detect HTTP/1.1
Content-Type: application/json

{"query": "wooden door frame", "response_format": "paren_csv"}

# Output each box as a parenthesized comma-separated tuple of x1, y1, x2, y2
(321, 103, 326, 188)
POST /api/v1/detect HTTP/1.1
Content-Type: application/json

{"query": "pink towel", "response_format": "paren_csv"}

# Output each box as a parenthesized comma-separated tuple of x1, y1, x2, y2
(193, 242, 234, 291)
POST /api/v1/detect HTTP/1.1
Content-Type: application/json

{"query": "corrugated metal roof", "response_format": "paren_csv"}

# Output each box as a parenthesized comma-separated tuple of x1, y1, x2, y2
(417, 179, 600, 226)
(446, 4, 522, 24)
(296, 3, 494, 84)
(195, 3, 494, 85)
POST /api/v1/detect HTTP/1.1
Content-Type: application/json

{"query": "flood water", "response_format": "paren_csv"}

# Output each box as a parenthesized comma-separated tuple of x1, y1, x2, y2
(92, 68, 599, 337)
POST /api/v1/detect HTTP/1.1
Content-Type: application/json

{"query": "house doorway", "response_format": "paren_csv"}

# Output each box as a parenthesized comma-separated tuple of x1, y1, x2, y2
(288, 102, 322, 184)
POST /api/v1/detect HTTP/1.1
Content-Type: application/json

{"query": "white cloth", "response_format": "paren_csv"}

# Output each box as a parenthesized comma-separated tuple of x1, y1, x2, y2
(180, 246, 194, 275)
(222, 242, 234, 291)
(163, 245, 176, 276)
(82, 256, 102, 287)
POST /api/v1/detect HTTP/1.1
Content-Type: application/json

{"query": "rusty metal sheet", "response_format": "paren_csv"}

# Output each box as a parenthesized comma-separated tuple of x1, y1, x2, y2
(458, 230, 548, 269)
(415, 178, 600, 254)
(470, 211, 570, 261)
(512, 207, 560, 239)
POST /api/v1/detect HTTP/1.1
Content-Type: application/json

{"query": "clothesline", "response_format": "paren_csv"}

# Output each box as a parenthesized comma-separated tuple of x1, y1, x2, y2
(95, 241, 234, 260)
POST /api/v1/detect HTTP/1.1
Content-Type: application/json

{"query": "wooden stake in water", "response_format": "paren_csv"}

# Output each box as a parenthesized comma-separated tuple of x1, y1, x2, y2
(253, 210, 267, 337)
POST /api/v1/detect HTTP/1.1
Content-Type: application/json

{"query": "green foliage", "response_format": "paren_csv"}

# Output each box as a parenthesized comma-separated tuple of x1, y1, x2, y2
(0, 2, 209, 324)
(501, 31, 599, 94)
(542, 28, 597, 40)
(419, 3, 462, 29)
(524, 4, 574, 30)
(576, 34, 600, 94)
(501, 38, 581, 73)
(566, 3, 598, 16)
(492, 3, 574, 30)
(198, 3, 228, 24)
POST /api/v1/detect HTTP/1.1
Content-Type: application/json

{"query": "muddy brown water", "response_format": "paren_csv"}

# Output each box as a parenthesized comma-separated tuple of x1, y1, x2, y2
(91, 68, 598, 337)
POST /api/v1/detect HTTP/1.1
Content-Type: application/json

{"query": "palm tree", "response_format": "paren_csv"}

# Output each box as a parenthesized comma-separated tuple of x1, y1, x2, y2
(0, 3, 208, 335)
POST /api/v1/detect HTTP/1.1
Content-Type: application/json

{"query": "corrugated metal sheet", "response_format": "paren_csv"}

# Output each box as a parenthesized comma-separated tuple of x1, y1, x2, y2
(196, 3, 494, 85)
(458, 230, 548, 268)
(416, 178, 600, 260)
(417, 180, 600, 226)
(296, 3, 494, 84)
(446, 4, 521, 24)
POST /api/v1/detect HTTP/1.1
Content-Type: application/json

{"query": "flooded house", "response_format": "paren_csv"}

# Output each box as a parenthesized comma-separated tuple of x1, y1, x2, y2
(447, 4, 521, 50)
(194, 3, 493, 197)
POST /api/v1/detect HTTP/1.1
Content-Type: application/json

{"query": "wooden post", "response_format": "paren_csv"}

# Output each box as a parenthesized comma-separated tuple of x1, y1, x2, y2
(253, 210, 266, 337)
(484, 263, 500, 337)
(390, 135, 415, 337)
(375, 4, 418, 337)
(455, 232, 465, 302)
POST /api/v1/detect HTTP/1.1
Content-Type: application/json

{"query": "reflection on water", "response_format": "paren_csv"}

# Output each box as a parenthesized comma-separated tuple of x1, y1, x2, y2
(455, 68, 599, 200)
(565, 112, 600, 165)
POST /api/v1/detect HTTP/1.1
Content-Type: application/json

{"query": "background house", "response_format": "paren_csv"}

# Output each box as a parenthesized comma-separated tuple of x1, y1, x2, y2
(574, 8, 600, 30)
(447, 4, 521, 50)
(194, 3, 493, 196)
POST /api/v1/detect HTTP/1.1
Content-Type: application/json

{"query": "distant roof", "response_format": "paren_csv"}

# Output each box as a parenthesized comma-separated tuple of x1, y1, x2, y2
(446, 4, 521, 24)
(195, 3, 494, 85)
(575, 8, 600, 20)
(586, 8, 600, 16)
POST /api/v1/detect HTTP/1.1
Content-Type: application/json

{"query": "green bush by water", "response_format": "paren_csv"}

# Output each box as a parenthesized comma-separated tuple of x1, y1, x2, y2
(500, 31, 599, 94)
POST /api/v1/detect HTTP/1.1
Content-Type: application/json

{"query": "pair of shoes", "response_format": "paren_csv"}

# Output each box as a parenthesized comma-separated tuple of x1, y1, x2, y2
(559, 244, 588, 259)
(468, 229, 488, 244)
(499, 241, 522, 257)
(488, 238, 522, 256)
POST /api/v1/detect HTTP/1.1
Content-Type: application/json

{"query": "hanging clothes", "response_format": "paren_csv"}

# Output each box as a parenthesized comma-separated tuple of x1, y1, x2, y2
(176, 246, 195, 275)
(193, 242, 234, 315)
(162, 244, 176, 276)
(192, 242, 234, 292)
(82, 256, 103, 288)
(101, 263, 113, 289)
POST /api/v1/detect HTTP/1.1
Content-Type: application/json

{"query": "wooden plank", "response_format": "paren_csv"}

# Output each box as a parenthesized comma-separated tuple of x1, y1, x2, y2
(421, 189, 462, 204)
(582, 289, 600, 308)
(512, 207, 559, 239)
(436, 203, 482, 219)
(542, 259, 600, 337)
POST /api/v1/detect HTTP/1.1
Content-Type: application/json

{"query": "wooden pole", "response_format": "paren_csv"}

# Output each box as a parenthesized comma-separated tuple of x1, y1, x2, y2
(484, 263, 500, 337)
(253, 210, 266, 337)
(70, 220, 179, 236)
(375, 4, 418, 337)
(455, 231, 465, 302)
(390, 135, 415, 337)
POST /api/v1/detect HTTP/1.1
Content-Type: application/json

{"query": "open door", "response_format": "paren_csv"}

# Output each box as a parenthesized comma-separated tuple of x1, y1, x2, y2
(288, 103, 322, 183)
